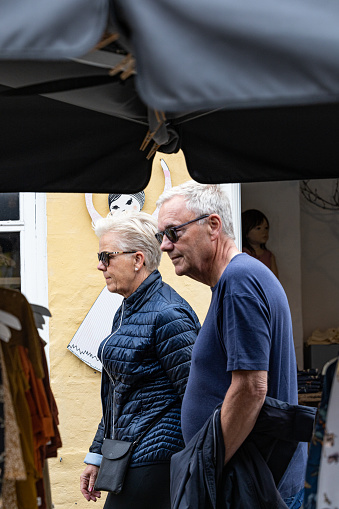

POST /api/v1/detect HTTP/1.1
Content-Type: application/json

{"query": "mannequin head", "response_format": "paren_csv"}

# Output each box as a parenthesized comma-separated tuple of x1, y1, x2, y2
(242, 209, 270, 254)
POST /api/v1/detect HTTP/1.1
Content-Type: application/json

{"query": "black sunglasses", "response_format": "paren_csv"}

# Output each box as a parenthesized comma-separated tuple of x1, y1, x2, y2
(155, 214, 209, 244)
(97, 251, 137, 267)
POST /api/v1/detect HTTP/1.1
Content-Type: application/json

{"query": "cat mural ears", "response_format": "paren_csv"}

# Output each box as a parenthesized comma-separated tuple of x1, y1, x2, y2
(85, 158, 172, 223)
(152, 159, 172, 220)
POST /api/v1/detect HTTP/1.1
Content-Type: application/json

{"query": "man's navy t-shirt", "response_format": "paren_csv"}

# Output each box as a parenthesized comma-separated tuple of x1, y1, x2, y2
(181, 253, 307, 499)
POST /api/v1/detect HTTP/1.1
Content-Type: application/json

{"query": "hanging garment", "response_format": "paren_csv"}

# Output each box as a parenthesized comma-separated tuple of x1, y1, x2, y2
(304, 357, 338, 509)
(0, 346, 4, 501)
(0, 289, 44, 379)
(314, 359, 339, 508)
(1, 343, 39, 509)
(0, 289, 48, 509)
(17, 346, 54, 477)
(0, 289, 60, 509)
(0, 342, 26, 487)
(38, 340, 62, 460)
(35, 339, 62, 509)
(0, 344, 26, 509)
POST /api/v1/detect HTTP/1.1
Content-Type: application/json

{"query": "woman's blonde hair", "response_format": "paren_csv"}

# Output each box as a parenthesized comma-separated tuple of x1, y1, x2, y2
(94, 211, 162, 271)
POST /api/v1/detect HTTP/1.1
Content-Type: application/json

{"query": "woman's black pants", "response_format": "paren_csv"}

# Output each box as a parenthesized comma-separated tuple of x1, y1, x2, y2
(103, 463, 171, 509)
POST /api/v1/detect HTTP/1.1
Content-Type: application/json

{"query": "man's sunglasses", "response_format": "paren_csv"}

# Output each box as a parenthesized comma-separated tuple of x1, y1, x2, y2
(155, 214, 209, 244)
(97, 251, 137, 267)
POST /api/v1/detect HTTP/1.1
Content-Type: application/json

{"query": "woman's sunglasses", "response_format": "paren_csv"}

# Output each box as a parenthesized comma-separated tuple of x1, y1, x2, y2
(97, 251, 137, 267)
(155, 215, 209, 244)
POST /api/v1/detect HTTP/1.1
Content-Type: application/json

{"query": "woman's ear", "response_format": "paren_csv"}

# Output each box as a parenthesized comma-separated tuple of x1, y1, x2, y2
(208, 214, 223, 240)
(134, 251, 145, 271)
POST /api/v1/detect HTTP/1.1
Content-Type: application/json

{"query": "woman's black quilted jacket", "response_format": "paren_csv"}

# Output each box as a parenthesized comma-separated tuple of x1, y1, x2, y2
(89, 270, 200, 466)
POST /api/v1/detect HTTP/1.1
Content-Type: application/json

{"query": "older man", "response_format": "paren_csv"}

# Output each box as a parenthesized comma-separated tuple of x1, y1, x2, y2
(156, 181, 307, 509)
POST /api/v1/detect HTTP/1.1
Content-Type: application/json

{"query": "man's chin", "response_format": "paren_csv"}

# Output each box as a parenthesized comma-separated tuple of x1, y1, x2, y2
(174, 267, 185, 276)
(172, 261, 186, 276)
(105, 282, 115, 293)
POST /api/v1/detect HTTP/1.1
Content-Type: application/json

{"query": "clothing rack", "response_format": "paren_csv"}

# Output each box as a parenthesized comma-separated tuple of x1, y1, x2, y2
(0, 287, 62, 509)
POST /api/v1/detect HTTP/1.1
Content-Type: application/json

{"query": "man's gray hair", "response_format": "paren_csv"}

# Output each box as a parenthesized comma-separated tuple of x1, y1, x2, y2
(94, 211, 162, 271)
(156, 181, 235, 240)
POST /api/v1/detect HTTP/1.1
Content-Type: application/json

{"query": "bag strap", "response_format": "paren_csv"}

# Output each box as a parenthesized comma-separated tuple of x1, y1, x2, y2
(100, 303, 125, 439)
(103, 383, 113, 439)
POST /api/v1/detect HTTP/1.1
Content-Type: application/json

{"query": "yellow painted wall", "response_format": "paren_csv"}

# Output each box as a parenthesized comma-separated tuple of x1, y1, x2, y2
(46, 151, 211, 509)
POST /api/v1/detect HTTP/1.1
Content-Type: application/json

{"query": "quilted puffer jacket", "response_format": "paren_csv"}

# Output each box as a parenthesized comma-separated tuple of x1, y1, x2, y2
(85, 270, 200, 467)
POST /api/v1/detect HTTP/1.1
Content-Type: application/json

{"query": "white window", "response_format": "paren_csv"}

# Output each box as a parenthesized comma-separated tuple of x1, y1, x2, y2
(0, 192, 49, 346)
(220, 183, 241, 249)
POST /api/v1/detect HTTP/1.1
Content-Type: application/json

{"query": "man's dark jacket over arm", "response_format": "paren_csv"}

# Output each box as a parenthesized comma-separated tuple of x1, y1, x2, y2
(170, 396, 316, 509)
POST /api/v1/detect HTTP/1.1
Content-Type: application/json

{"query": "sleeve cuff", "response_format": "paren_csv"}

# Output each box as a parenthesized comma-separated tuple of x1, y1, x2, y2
(84, 452, 102, 466)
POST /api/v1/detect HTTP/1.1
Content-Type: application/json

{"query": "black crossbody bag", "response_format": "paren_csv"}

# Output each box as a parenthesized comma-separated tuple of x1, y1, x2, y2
(94, 397, 177, 494)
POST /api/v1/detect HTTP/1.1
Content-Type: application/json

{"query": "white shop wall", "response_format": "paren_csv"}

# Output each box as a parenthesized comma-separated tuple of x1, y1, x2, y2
(241, 181, 303, 366)
(299, 180, 339, 339)
(241, 179, 339, 369)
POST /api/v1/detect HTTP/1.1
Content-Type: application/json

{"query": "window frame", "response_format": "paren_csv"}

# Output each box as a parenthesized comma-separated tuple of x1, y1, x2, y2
(0, 192, 49, 347)
(220, 183, 241, 250)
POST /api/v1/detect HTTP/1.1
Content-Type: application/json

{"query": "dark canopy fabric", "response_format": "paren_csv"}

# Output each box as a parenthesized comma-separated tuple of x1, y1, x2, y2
(114, 0, 339, 113)
(2, 0, 339, 193)
(178, 104, 339, 185)
(0, 84, 153, 193)
(1, 75, 339, 192)
(0, 59, 154, 193)
(0, 0, 107, 60)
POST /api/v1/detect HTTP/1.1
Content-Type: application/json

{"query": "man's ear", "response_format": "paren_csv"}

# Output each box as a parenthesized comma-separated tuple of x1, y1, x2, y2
(208, 214, 223, 241)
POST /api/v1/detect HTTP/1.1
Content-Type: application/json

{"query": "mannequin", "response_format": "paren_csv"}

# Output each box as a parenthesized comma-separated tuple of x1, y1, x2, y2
(241, 209, 279, 279)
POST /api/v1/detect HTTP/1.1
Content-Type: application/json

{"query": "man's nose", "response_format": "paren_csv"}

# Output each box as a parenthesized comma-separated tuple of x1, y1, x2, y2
(97, 261, 106, 271)
(160, 234, 174, 251)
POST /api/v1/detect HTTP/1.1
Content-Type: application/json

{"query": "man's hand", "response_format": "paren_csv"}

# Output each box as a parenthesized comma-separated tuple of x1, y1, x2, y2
(80, 464, 101, 502)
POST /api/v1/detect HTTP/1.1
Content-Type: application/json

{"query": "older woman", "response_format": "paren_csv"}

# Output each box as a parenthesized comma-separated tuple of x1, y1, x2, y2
(80, 211, 200, 509)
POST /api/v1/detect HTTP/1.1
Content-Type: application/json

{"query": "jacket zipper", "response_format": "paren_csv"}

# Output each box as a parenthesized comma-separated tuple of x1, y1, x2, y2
(100, 300, 125, 440)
